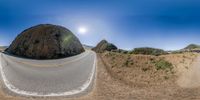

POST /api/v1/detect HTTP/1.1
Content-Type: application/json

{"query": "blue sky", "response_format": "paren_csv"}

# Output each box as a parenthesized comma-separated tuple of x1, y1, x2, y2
(0, 0, 200, 50)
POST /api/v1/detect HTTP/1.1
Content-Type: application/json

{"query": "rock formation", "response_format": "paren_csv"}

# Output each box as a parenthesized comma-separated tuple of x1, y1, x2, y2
(92, 40, 117, 53)
(6, 24, 85, 59)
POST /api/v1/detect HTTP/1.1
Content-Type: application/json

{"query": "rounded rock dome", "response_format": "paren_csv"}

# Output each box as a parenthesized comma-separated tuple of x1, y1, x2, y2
(6, 24, 85, 59)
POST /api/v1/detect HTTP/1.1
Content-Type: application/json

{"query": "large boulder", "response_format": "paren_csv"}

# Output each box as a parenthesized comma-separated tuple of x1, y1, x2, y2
(6, 24, 85, 59)
(92, 40, 117, 53)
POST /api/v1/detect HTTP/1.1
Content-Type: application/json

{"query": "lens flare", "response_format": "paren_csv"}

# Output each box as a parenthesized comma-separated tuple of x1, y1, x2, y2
(78, 27, 87, 34)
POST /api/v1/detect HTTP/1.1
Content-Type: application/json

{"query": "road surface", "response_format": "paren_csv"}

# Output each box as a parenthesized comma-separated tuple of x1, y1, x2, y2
(0, 50, 96, 96)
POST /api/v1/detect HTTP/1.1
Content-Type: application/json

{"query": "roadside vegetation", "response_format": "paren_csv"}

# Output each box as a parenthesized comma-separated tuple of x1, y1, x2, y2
(154, 59, 173, 70)
(130, 47, 167, 56)
(111, 47, 167, 56)
(101, 51, 197, 87)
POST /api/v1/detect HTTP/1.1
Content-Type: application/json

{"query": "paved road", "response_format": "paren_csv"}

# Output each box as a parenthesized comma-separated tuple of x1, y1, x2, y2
(0, 50, 96, 96)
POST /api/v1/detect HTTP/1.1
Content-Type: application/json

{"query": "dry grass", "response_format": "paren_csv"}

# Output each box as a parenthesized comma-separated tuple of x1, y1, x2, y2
(101, 52, 178, 88)
(101, 52, 198, 86)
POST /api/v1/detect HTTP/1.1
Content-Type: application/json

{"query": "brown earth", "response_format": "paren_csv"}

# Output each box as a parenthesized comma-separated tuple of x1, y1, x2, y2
(1, 52, 200, 100)
(177, 56, 200, 88)
(101, 52, 198, 88)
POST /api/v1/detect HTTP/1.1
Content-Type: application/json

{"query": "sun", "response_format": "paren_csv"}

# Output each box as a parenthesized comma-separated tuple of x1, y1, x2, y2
(78, 27, 87, 34)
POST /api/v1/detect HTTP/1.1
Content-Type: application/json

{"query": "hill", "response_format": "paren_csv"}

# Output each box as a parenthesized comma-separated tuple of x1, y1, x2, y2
(130, 47, 167, 56)
(83, 44, 93, 50)
(184, 44, 200, 50)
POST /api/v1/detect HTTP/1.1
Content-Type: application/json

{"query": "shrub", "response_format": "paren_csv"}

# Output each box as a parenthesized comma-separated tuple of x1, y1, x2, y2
(124, 60, 129, 66)
(122, 56, 132, 67)
(111, 49, 129, 54)
(164, 76, 169, 80)
(130, 47, 166, 56)
(171, 51, 183, 54)
(130, 62, 134, 65)
(142, 67, 149, 72)
(155, 59, 173, 70)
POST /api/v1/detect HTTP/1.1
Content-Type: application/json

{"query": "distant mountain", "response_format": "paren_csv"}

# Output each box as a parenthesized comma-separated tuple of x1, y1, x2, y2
(83, 44, 93, 50)
(184, 44, 200, 50)
(0, 46, 8, 52)
(130, 47, 167, 56)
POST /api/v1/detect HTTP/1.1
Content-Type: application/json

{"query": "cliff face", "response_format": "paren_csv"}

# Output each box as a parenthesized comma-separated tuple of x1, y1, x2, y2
(92, 40, 117, 53)
(6, 24, 84, 59)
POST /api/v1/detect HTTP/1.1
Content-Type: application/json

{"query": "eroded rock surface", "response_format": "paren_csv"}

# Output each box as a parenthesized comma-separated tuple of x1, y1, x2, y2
(6, 24, 84, 59)
(92, 40, 117, 53)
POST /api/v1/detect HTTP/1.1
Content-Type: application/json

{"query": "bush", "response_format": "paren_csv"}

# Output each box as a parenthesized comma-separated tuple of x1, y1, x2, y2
(130, 47, 166, 56)
(142, 67, 149, 72)
(171, 51, 183, 54)
(155, 59, 173, 70)
(111, 49, 128, 54)
(122, 56, 132, 67)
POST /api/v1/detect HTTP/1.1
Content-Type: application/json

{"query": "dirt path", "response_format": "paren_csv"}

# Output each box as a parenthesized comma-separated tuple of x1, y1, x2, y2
(177, 55, 200, 88)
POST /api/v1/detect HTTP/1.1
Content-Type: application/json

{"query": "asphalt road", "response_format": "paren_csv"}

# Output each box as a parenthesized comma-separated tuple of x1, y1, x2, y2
(0, 50, 96, 96)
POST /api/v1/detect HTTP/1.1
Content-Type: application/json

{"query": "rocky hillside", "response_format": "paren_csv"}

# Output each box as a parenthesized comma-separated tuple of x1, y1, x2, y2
(184, 44, 200, 50)
(92, 40, 117, 53)
(6, 24, 85, 59)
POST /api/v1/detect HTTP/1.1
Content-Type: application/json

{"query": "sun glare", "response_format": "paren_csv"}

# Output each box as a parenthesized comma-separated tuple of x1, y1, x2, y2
(78, 27, 87, 34)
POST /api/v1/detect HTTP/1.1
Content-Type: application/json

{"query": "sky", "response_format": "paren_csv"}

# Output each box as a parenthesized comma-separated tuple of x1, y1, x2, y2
(0, 0, 200, 50)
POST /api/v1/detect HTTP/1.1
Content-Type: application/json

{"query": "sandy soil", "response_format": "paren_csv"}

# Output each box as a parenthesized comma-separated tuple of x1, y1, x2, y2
(0, 52, 200, 100)
(177, 56, 200, 88)
(99, 52, 200, 100)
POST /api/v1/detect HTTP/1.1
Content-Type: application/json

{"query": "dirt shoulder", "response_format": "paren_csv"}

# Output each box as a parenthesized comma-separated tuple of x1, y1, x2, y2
(100, 52, 200, 100)
(177, 55, 200, 88)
